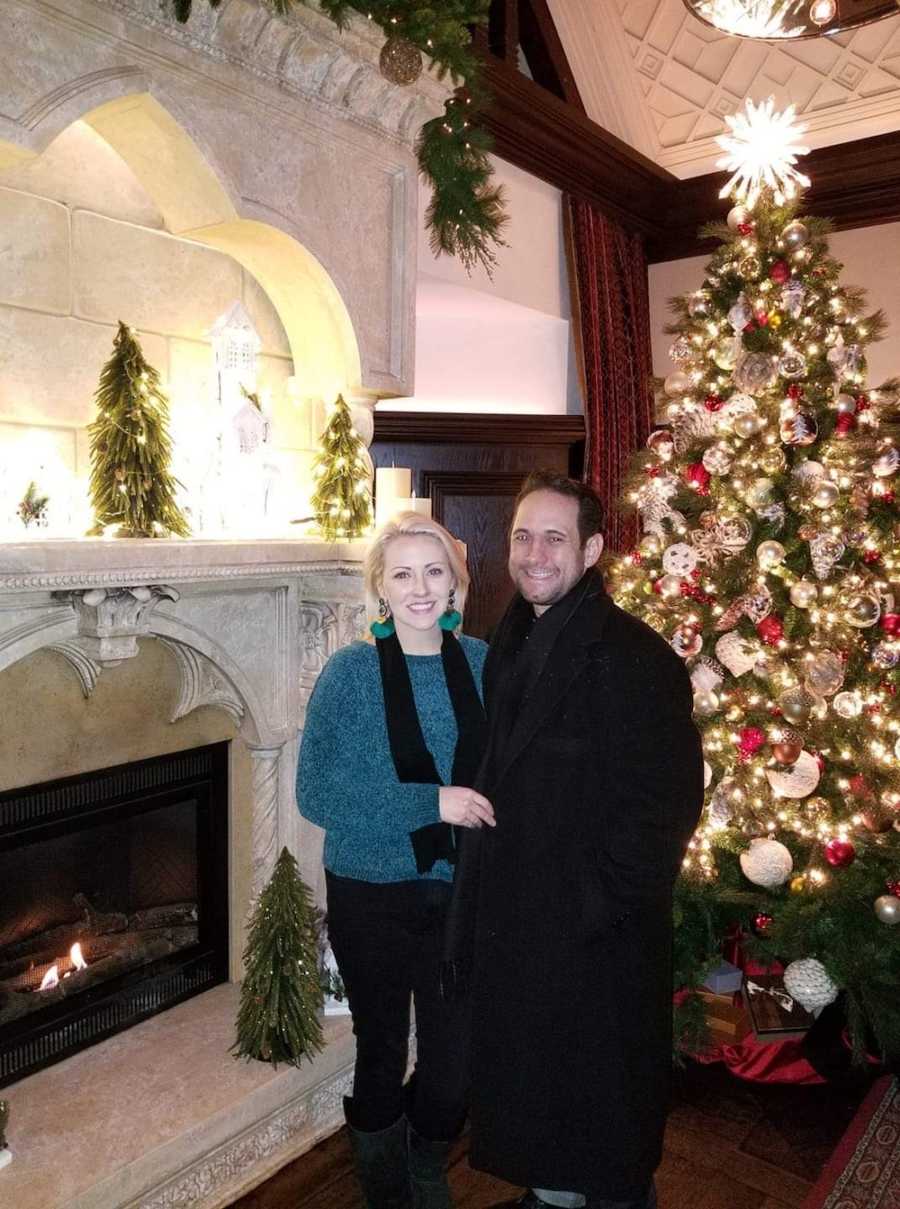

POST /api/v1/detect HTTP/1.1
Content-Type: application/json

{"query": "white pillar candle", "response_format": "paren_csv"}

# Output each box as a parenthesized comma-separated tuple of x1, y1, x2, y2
(405, 494, 432, 519)
(375, 466, 412, 527)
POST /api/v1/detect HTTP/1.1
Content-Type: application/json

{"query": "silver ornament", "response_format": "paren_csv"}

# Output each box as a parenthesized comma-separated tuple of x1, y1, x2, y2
(778, 350, 808, 379)
(873, 642, 900, 670)
(781, 220, 810, 251)
(733, 352, 778, 396)
(747, 477, 774, 509)
(792, 460, 825, 485)
(844, 592, 881, 628)
(779, 686, 815, 725)
(874, 895, 900, 925)
(845, 344, 863, 375)
(708, 779, 738, 829)
(647, 429, 675, 461)
(781, 278, 806, 319)
(833, 691, 863, 718)
(811, 480, 840, 508)
(664, 371, 691, 396)
(688, 292, 710, 318)
(805, 650, 844, 697)
(835, 392, 857, 414)
(668, 336, 693, 365)
(657, 573, 683, 599)
(671, 624, 703, 659)
(790, 580, 818, 608)
(693, 688, 719, 716)
(783, 958, 838, 1012)
(740, 837, 793, 888)
(733, 412, 764, 439)
(873, 444, 899, 478)
(809, 533, 845, 580)
(827, 335, 848, 376)
(727, 205, 750, 230)
(703, 443, 734, 475)
(713, 336, 741, 371)
(728, 293, 754, 331)
(756, 540, 786, 569)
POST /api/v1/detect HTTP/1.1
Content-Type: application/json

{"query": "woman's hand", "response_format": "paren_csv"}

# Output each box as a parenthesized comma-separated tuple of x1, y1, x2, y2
(439, 786, 496, 829)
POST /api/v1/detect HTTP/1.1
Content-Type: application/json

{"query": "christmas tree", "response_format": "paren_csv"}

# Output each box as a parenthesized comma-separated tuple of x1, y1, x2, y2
(88, 322, 190, 538)
(310, 393, 373, 540)
(233, 847, 324, 1067)
(606, 100, 900, 1061)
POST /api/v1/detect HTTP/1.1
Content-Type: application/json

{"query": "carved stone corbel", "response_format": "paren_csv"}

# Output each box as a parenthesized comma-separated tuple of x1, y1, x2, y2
(159, 639, 245, 726)
(56, 585, 179, 666)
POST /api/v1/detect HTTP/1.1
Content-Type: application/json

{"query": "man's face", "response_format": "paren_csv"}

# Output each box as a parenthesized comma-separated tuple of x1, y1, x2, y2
(508, 490, 603, 615)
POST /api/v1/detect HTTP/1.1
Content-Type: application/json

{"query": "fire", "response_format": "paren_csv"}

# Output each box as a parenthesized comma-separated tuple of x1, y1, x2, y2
(37, 942, 88, 991)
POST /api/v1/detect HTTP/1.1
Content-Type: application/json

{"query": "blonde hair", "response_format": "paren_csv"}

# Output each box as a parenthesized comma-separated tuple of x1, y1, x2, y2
(364, 511, 469, 636)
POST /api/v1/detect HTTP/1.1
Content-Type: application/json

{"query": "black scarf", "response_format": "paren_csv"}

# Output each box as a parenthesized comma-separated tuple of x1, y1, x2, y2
(376, 629, 487, 873)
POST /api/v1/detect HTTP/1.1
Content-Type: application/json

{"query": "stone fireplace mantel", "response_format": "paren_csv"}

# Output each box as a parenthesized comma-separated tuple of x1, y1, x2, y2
(0, 537, 367, 1206)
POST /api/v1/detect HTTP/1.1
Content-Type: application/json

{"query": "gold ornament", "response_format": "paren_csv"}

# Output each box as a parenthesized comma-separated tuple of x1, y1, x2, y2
(790, 875, 806, 894)
(760, 447, 786, 474)
(769, 313, 782, 328)
(379, 35, 423, 86)
(739, 255, 761, 279)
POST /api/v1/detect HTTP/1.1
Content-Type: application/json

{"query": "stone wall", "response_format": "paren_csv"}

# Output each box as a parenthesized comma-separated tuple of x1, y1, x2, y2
(0, 121, 302, 535)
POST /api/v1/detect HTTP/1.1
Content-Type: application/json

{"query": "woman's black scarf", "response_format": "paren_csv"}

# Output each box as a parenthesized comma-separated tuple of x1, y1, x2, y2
(376, 629, 487, 873)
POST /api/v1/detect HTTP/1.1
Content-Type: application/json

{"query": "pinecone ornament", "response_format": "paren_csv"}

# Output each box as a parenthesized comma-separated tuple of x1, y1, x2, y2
(783, 958, 839, 1013)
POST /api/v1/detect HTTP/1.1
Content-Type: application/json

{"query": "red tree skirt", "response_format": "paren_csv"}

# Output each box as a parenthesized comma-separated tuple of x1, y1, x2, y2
(802, 1075, 900, 1208)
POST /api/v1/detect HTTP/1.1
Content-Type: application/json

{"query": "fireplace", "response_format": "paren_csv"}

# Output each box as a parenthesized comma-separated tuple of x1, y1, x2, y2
(0, 742, 229, 1087)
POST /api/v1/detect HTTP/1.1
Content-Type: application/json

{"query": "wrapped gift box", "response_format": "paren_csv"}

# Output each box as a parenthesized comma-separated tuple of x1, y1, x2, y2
(701, 959, 744, 996)
(742, 972, 814, 1042)
(697, 990, 751, 1044)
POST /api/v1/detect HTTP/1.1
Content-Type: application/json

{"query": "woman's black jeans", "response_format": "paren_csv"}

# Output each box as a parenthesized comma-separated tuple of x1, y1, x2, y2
(326, 871, 469, 1141)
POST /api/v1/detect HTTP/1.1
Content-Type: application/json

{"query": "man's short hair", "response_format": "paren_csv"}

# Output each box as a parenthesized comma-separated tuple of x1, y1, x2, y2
(514, 471, 605, 547)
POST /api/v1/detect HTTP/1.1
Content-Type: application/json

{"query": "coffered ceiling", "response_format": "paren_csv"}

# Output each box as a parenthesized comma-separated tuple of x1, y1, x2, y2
(548, 0, 900, 177)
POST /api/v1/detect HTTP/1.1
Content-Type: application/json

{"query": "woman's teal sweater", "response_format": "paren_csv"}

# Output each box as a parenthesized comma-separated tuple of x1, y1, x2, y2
(296, 635, 488, 883)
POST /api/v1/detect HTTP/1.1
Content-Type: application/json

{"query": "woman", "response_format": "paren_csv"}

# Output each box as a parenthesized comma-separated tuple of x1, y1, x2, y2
(297, 512, 494, 1209)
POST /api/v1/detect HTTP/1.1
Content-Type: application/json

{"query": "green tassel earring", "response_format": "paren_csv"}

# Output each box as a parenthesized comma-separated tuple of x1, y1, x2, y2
(370, 598, 395, 638)
(438, 589, 461, 631)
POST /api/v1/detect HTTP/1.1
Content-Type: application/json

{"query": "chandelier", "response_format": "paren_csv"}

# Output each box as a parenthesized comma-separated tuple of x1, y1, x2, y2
(687, 0, 899, 39)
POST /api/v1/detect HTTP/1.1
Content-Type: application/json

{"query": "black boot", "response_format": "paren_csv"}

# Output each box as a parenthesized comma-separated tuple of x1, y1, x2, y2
(344, 1096, 412, 1209)
(407, 1123, 455, 1209)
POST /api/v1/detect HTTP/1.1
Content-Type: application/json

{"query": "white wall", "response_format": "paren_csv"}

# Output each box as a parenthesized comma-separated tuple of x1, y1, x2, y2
(381, 156, 582, 414)
(649, 222, 900, 386)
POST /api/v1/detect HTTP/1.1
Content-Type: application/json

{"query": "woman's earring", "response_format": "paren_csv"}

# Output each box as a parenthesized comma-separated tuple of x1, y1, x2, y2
(439, 587, 462, 631)
(370, 597, 395, 638)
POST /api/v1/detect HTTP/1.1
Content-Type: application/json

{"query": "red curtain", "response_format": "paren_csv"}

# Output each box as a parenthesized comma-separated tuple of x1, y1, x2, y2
(564, 196, 654, 552)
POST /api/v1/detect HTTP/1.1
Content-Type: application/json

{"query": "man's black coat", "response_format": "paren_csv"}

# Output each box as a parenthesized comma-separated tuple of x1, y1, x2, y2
(465, 572, 704, 1199)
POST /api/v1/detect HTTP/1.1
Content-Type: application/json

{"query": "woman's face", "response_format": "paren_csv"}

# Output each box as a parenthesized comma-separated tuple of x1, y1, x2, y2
(381, 534, 454, 640)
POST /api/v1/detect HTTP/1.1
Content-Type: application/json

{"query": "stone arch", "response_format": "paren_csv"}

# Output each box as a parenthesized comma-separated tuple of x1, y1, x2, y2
(0, 89, 362, 398)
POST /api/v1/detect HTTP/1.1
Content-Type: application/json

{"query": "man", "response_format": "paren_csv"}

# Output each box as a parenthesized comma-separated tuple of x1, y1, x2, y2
(456, 470, 704, 1209)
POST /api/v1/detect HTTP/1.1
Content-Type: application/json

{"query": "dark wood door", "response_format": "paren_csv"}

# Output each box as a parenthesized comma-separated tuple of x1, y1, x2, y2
(372, 413, 584, 639)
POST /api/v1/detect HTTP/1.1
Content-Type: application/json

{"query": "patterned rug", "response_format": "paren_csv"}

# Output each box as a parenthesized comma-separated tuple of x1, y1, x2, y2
(803, 1076, 900, 1208)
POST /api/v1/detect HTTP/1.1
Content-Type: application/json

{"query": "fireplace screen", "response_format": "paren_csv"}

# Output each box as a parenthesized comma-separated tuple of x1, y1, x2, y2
(0, 743, 229, 1086)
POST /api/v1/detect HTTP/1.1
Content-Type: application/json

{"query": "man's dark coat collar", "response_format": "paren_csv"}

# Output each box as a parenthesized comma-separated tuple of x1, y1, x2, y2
(483, 568, 614, 791)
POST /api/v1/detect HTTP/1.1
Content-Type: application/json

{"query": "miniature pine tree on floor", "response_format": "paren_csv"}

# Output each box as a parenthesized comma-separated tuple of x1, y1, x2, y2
(234, 847, 324, 1067)
(606, 101, 900, 1061)
(311, 393, 373, 540)
(88, 321, 190, 538)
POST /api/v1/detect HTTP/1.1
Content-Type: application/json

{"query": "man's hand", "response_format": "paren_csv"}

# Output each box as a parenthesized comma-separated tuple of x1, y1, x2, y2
(439, 786, 496, 828)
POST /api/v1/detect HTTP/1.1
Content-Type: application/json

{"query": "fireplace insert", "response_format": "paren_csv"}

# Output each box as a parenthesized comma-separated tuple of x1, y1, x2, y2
(0, 743, 229, 1086)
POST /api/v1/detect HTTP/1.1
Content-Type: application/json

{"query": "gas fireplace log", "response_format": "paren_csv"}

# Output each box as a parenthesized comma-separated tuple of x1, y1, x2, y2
(128, 903, 198, 930)
(72, 893, 128, 934)
(0, 989, 32, 1026)
(0, 926, 199, 986)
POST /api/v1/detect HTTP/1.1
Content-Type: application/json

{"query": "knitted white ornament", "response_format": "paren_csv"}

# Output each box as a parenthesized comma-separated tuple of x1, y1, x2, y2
(783, 958, 839, 1014)
(739, 837, 793, 888)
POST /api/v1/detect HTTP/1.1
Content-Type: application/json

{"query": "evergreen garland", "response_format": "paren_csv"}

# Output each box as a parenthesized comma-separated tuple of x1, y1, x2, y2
(311, 394, 373, 540)
(87, 322, 190, 538)
(233, 847, 325, 1067)
(170, 0, 507, 274)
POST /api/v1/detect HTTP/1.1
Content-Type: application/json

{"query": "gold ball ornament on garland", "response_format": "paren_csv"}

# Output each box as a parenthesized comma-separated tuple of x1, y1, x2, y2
(740, 837, 793, 888)
(739, 255, 761, 279)
(379, 35, 423, 85)
(756, 540, 786, 570)
(790, 580, 818, 609)
(874, 895, 900, 924)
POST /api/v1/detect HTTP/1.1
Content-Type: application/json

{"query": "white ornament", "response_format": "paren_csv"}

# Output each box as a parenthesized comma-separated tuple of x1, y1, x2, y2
(783, 958, 839, 1013)
(873, 444, 899, 478)
(716, 99, 810, 206)
(715, 631, 758, 677)
(765, 750, 820, 799)
(739, 837, 793, 888)
(833, 691, 862, 718)
(703, 761, 713, 788)
(792, 460, 825, 484)
(708, 778, 739, 830)
(810, 534, 845, 580)
(662, 542, 699, 577)
(691, 658, 725, 694)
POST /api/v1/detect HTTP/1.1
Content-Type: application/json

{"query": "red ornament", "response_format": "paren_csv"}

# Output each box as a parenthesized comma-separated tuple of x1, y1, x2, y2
(887, 879, 900, 898)
(769, 260, 791, 284)
(855, 394, 871, 413)
(880, 490, 896, 504)
(630, 550, 643, 565)
(652, 578, 663, 595)
(704, 393, 724, 412)
(645, 464, 661, 478)
(863, 548, 882, 564)
(880, 613, 900, 636)
(835, 413, 856, 437)
(787, 384, 804, 400)
(824, 838, 856, 869)
(738, 222, 754, 235)
(756, 615, 784, 646)
(684, 463, 711, 495)
(743, 321, 756, 333)
(849, 774, 874, 800)
(738, 726, 767, 760)
(753, 911, 774, 935)
(754, 309, 770, 327)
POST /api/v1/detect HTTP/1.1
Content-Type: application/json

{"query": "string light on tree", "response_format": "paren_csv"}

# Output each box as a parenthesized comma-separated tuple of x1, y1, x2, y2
(311, 394, 373, 541)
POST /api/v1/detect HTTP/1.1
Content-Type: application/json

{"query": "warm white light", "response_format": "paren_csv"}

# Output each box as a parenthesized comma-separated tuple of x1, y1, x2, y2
(717, 99, 811, 205)
(809, 0, 836, 23)
(698, 0, 805, 38)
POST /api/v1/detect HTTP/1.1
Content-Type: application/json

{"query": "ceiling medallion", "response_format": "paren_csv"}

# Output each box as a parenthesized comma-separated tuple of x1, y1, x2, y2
(687, 0, 899, 39)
